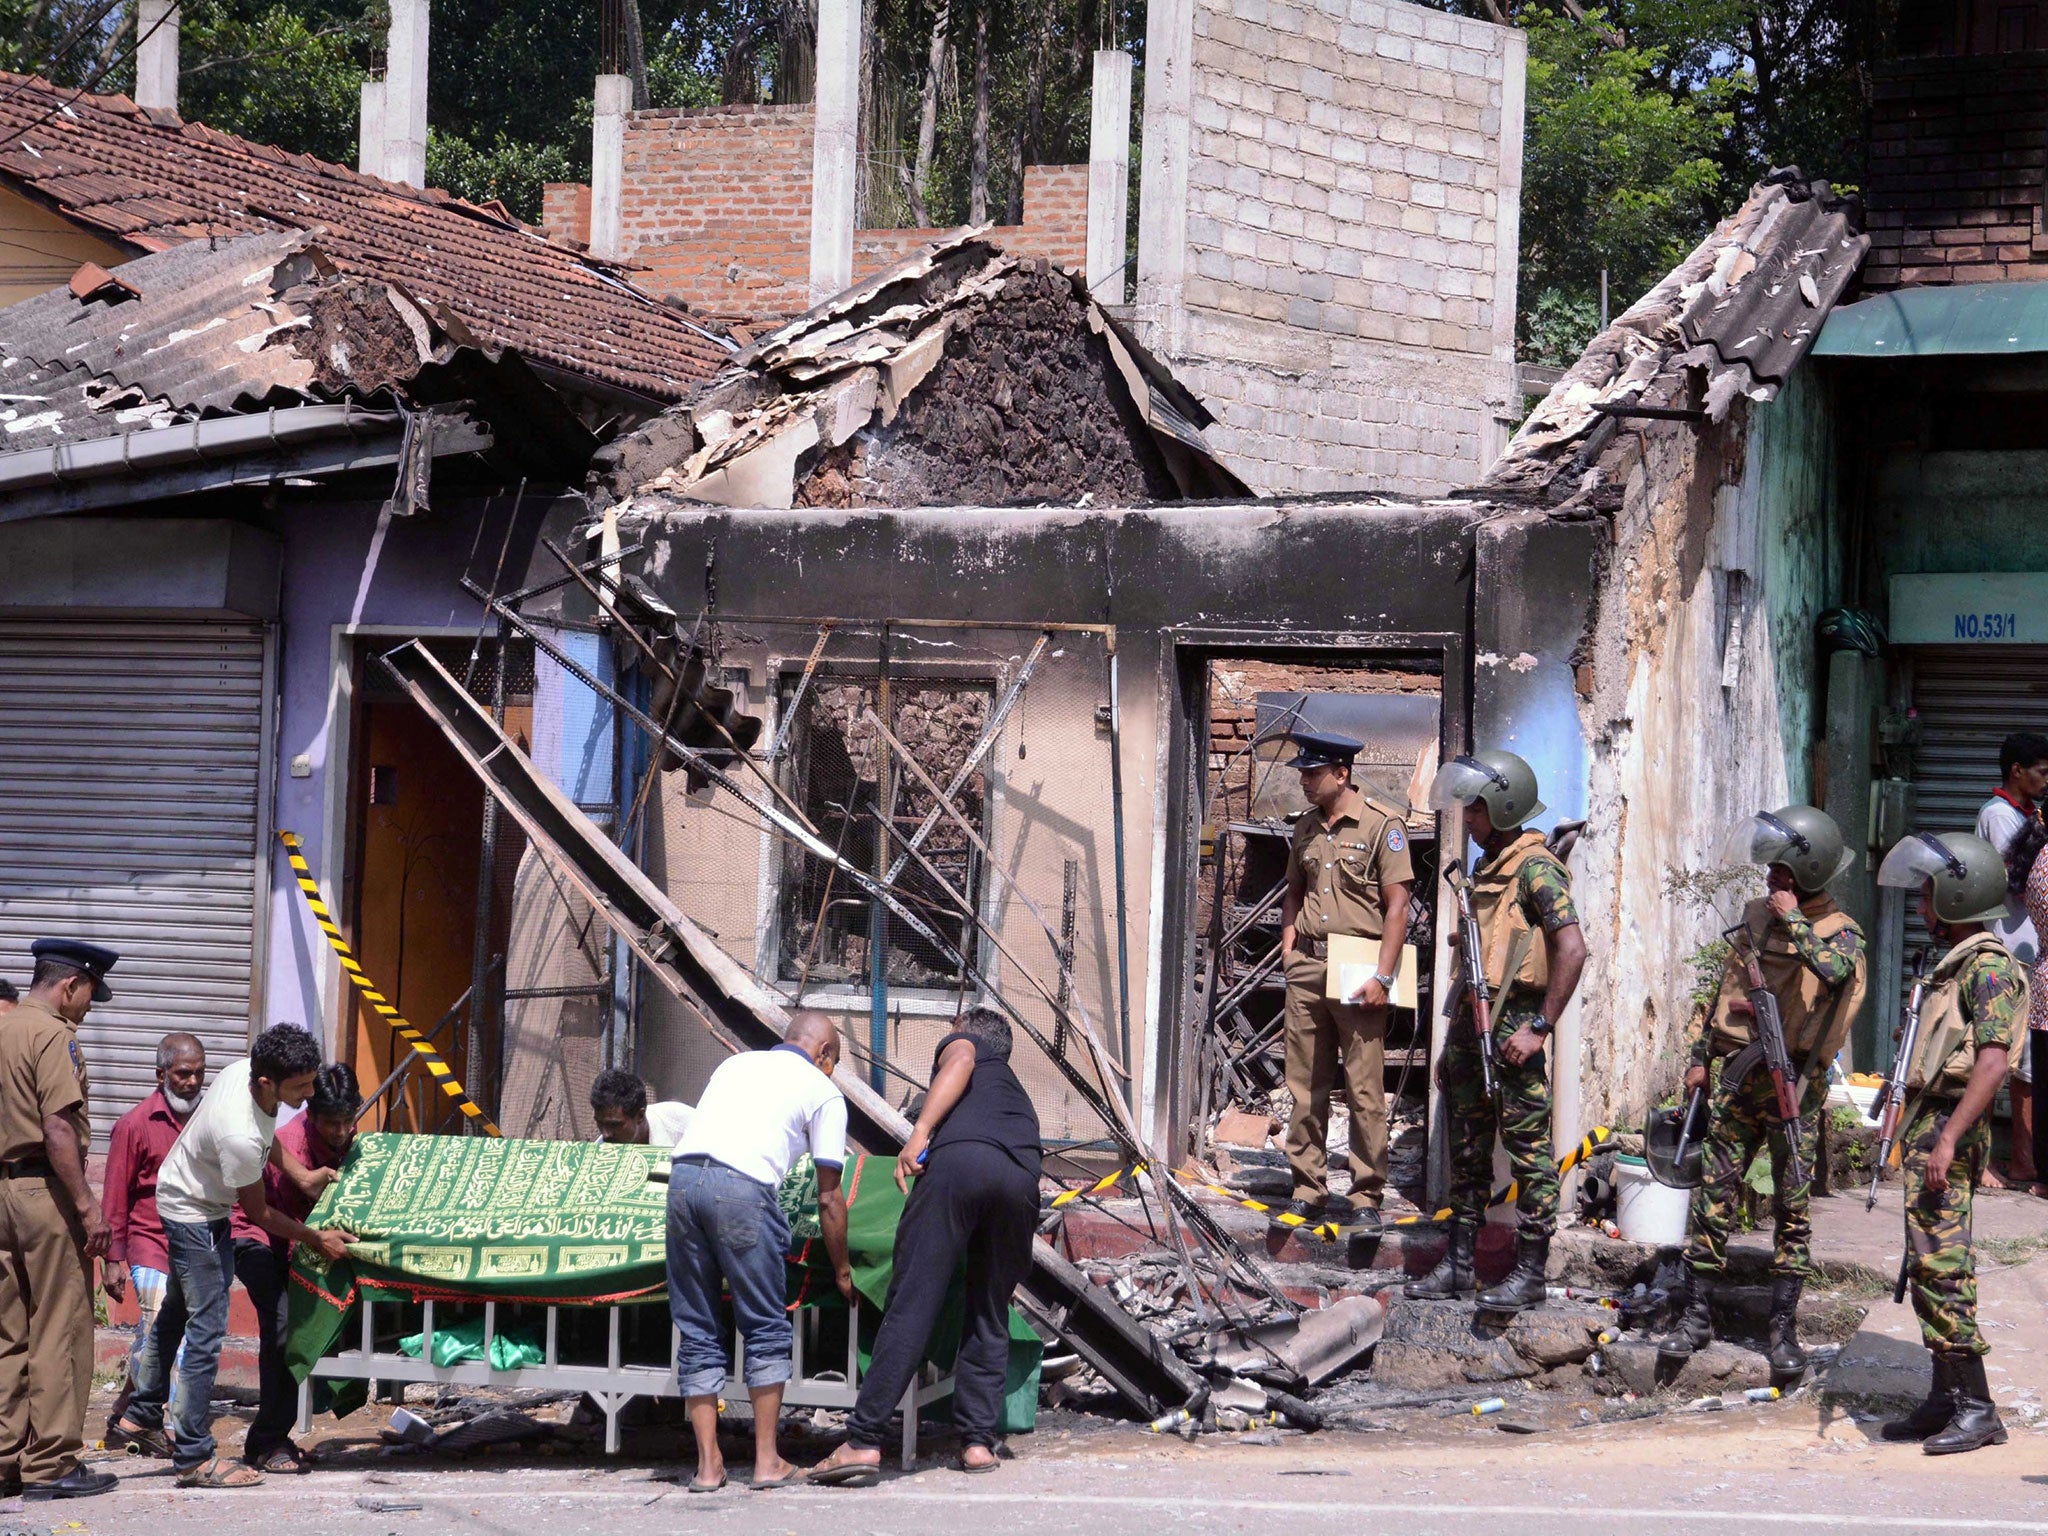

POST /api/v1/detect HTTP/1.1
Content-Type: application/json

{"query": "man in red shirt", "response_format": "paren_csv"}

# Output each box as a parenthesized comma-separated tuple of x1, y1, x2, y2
(233, 1062, 359, 1473)
(101, 1034, 205, 1452)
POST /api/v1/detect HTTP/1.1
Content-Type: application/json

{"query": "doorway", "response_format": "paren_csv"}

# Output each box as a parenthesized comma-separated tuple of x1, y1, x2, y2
(1189, 654, 1446, 1215)
(343, 637, 531, 1131)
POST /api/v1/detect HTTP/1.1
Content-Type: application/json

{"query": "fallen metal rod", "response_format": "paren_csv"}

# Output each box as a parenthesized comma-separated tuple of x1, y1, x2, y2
(765, 624, 833, 766)
(379, 639, 1203, 1417)
(406, 623, 1284, 1310)
(881, 632, 1049, 887)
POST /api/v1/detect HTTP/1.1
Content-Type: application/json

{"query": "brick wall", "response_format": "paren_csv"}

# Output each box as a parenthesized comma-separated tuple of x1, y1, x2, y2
(541, 183, 591, 247)
(1861, 52, 2048, 289)
(1135, 0, 1524, 497)
(542, 105, 1092, 328)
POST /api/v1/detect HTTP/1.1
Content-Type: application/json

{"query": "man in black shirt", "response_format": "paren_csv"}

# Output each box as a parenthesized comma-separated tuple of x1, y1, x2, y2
(810, 1007, 1040, 1485)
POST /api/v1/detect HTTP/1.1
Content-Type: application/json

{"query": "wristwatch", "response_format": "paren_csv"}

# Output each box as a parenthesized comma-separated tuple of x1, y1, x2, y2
(1373, 971, 1398, 991)
(1530, 1018, 1554, 1038)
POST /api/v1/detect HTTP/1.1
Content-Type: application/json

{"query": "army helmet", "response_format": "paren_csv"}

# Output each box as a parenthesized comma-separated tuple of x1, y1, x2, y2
(1428, 748, 1546, 828)
(1878, 830, 2010, 924)
(1723, 804, 1855, 893)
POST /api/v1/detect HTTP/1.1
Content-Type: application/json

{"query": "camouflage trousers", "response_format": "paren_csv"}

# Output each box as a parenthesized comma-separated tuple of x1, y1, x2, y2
(1444, 997, 1558, 1236)
(1902, 1100, 1990, 1358)
(1683, 1059, 1827, 1279)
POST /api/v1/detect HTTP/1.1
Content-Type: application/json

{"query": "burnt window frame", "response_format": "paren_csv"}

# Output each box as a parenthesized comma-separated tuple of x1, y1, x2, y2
(768, 660, 1003, 1004)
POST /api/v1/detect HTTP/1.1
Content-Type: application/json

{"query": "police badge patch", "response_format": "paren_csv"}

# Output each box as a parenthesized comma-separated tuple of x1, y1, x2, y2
(1387, 825, 1406, 852)
(67, 1039, 84, 1078)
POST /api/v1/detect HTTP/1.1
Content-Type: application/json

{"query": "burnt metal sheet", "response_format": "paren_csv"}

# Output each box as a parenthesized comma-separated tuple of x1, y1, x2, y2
(380, 638, 1203, 1419)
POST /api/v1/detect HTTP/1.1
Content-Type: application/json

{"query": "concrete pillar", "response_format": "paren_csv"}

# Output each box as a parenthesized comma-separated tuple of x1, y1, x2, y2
(808, 0, 861, 304)
(133, 0, 179, 114)
(383, 0, 430, 188)
(358, 78, 386, 179)
(589, 74, 632, 261)
(1134, 0, 1192, 342)
(1086, 50, 1132, 304)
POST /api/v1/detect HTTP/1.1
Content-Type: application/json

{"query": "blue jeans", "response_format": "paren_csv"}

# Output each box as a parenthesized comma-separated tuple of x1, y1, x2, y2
(127, 1218, 234, 1470)
(667, 1157, 791, 1396)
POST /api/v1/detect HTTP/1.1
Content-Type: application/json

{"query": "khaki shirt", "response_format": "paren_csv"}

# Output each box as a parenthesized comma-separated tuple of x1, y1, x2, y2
(0, 998, 88, 1162)
(1286, 792, 1415, 942)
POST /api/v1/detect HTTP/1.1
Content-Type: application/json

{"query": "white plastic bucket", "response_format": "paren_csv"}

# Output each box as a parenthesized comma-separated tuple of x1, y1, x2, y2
(1614, 1152, 1690, 1247)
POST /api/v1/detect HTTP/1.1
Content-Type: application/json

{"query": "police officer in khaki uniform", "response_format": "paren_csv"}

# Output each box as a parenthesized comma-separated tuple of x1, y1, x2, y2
(1277, 731, 1414, 1230)
(0, 940, 119, 1500)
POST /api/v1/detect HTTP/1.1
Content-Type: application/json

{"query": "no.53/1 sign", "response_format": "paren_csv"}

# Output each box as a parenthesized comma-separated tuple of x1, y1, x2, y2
(1891, 574, 2048, 645)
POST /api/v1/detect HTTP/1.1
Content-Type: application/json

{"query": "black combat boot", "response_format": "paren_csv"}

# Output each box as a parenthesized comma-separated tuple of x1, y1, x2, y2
(1766, 1273, 1807, 1376)
(1879, 1352, 1958, 1442)
(1404, 1219, 1476, 1300)
(1476, 1231, 1550, 1312)
(1657, 1268, 1715, 1360)
(1924, 1354, 2007, 1455)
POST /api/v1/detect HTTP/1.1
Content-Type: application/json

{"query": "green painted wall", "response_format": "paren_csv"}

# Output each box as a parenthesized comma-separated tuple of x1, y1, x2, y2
(1873, 450, 2048, 579)
(1754, 366, 1845, 804)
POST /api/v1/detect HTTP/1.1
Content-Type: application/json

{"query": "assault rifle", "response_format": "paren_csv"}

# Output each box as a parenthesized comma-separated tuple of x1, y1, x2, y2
(1723, 923, 1808, 1190)
(1867, 947, 1931, 1212)
(1444, 864, 1499, 1108)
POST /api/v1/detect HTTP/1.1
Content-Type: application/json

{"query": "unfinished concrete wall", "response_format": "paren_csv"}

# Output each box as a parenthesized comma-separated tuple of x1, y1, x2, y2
(541, 105, 1089, 327)
(1135, 0, 1524, 496)
(1565, 369, 1843, 1132)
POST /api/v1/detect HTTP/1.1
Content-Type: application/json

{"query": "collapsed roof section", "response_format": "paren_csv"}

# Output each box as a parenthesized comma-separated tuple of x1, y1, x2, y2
(0, 72, 730, 404)
(589, 232, 1251, 510)
(0, 230, 600, 503)
(1486, 171, 1868, 513)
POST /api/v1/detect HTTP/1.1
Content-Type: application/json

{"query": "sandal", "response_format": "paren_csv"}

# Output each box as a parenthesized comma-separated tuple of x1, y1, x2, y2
(246, 1441, 315, 1475)
(176, 1457, 264, 1489)
(957, 1450, 1001, 1475)
(107, 1421, 173, 1459)
(807, 1459, 881, 1488)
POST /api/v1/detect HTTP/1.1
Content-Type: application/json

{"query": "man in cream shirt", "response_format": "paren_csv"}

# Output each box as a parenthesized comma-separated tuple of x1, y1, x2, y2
(126, 1025, 355, 1488)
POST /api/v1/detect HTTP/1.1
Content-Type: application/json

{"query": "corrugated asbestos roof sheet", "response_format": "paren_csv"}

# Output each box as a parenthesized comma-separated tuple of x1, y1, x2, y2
(1486, 172, 1867, 510)
(0, 73, 727, 402)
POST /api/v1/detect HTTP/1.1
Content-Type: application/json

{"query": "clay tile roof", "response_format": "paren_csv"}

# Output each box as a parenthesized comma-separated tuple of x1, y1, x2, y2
(0, 72, 729, 402)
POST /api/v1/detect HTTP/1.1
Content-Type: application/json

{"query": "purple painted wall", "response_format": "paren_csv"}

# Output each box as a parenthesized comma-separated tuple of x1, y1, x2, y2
(256, 493, 556, 1047)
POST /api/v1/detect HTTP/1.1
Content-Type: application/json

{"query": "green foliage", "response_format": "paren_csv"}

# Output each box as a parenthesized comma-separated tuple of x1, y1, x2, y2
(1686, 938, 1732, 1014)
(1518, 7, 1732, 355)
(425, 129, 575, 219)
(1520, 286, 1601, 370)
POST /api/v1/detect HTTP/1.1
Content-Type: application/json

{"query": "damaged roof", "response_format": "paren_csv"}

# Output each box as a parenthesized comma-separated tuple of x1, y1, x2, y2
(590, 231, 1250, 510)
(1487, 171, 1867, 510)
(0, 229, 599, 479)
(0, 73, 728, 402)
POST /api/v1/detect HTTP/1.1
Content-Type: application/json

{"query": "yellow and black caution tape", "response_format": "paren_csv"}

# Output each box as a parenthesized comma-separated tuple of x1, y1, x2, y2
(279, 831, 500, 1136)
(1174, 1169, 1346, 1242)
(1050, 1162, 1146, 1209)
(1391, 1125, 1616, 1227)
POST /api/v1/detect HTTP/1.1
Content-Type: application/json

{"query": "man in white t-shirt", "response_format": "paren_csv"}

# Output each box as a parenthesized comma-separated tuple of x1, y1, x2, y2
(124, 1026, 356, 1489)
(1977, 730, 2048, 1186)
(589, 1069, 693, 1150)
(667, 1012, 852, 1491)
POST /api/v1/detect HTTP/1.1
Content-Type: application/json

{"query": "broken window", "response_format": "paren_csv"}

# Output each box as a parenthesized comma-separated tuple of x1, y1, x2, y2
(777, 676, 993, 992)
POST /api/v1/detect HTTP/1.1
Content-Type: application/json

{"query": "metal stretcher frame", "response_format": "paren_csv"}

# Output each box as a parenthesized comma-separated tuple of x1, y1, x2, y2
(296, 1292, 953, 1459)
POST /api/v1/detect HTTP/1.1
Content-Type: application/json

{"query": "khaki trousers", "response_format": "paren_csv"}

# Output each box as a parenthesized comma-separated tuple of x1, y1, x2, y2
(0, 1176, 92, 1484)
(1281, 952, 1388, 1205)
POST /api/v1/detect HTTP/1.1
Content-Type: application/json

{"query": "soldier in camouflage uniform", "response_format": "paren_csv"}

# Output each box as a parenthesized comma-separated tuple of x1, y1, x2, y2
(1872, 830, 2024, 1456)
(1407, 750, 1586, 1312)
(1661, 806, 1867, 1377)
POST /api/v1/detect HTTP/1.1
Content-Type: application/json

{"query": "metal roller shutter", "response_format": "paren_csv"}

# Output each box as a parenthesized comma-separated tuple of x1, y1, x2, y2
(0, 620, 268, 1146)
(1906, 646, 2048, 951)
